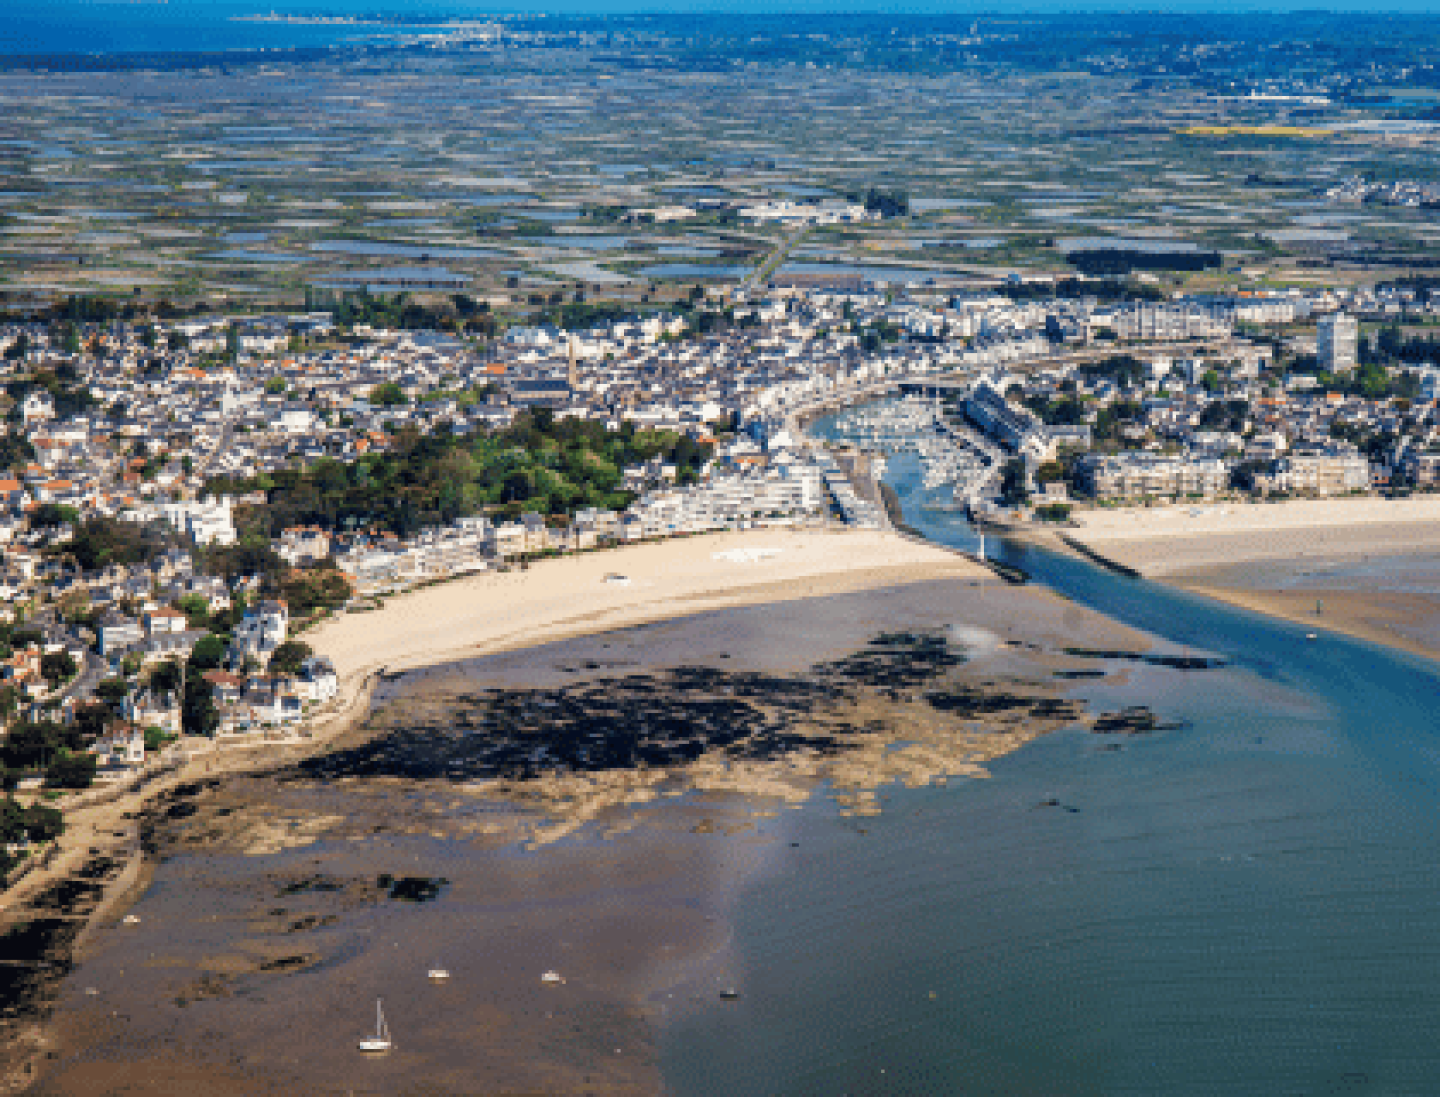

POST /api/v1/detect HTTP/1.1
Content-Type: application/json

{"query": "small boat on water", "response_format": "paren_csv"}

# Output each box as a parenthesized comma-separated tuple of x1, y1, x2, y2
(428, 968, 450, 982)
(358, 999, 393, 1053)
(1306, 633, 1318, 641)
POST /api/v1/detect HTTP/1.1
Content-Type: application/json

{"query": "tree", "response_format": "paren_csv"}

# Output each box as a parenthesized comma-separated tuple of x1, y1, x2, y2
(182, 678, 219, 737)
(143, 726, 175, 753)
(22, 803, 63, 842)
(178, 593, 211, 629)
(73, 703, 110, 742)
(149, 659, 183, 696)
(45, 750, 96, 790)
(0, 800, 61, 844)
(368, 382, 408, 407)
(0, 725, 43, 770)
(31, 503, 79, 528)
(188, 634, 227, 671)
(999, 459, 1030, 506)
(0, 432, 36, 470)
(1034, 461, 1067, 485)
(96, 677, 130, 709)
(1034, 502, 1072, 523)
(268, 640, 313, 676)
(40, 651, 77, 686)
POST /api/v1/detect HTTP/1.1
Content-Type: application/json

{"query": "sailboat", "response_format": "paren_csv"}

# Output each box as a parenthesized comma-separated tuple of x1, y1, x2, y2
(358, 998, 393, 1053)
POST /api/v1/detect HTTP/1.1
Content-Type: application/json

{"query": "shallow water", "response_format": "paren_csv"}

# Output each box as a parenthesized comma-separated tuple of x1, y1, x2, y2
(659, 412, 1440, 1094)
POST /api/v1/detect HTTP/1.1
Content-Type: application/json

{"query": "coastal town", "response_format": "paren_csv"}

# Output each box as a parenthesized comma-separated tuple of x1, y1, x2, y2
(9, 7, 1440, 1094)
(0, 272, 1436, 826)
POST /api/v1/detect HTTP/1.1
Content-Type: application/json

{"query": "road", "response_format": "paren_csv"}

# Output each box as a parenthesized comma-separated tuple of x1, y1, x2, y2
(736, 224, 810, 298)
(56, 647, 107, 703)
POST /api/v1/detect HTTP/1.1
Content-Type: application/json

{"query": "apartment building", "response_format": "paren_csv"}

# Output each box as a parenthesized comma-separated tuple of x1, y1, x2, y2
(1074, 453, 1230, 500)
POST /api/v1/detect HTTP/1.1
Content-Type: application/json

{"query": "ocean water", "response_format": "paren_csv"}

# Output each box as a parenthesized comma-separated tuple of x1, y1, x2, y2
(661, 429, 1440, 1093)
(1, 4, 407, 56)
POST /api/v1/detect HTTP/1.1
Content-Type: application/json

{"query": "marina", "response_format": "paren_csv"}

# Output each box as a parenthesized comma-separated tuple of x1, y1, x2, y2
(824, 394, 1004, 506)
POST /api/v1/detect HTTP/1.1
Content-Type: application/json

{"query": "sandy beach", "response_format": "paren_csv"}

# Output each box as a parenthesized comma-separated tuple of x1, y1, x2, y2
(1064, 496, 1440, 578)
(305, 526, 987, 696)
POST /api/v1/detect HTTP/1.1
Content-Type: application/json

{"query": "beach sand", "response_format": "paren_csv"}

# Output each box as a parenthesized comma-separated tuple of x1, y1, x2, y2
(1064, 497, 1440, 578)
(306, 526, 987, 692)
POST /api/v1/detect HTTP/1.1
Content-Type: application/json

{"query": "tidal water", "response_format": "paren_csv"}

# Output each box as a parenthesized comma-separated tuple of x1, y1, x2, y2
(661, 442, 1440, 1094)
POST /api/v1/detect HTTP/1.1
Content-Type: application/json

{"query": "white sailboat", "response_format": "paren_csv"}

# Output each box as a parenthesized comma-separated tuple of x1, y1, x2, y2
(358, 998, 393, 1053)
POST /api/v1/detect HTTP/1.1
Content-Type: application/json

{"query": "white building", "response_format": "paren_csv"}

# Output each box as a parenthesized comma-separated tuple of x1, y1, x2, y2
(297, 656, 338, 703)
(159, 496, 237, 546)
(1318, 313, 1358, 373)
(231, 599, 289, 664)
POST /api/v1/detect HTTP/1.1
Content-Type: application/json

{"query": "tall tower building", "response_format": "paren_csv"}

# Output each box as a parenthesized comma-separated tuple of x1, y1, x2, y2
(1317, 312, 1358, 372)
(567, 338, 578, 391)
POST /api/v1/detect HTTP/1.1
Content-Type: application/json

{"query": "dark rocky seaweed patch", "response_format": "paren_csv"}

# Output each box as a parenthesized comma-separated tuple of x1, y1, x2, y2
(1145, 654, 1226, 670)
(1064, 647, 1144, 661)
(1092, 706, 1185, 735)
(296, 631, 973, 784)
(257, 953, 317, 972)
(276, 875, 345, 897)
(0, 851, 125, 1025)
(1063, 647, 1225, 670)
(0, 919, 80, 1020)
(385, 876, 449, 902)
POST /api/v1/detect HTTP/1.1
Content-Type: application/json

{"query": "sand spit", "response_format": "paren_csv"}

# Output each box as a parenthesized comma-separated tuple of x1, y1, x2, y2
(1173, 583, 1440, 662)
(1061, 496, 1440, 577)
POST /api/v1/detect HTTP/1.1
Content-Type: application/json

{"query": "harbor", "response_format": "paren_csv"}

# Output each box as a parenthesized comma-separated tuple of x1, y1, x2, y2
(824, 393, 1007, 510)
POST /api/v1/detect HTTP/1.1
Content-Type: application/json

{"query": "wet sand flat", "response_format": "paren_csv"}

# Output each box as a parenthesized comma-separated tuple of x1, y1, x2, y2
(1172, 553, 1440, 661)
(23, 577, 1190, 1095)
